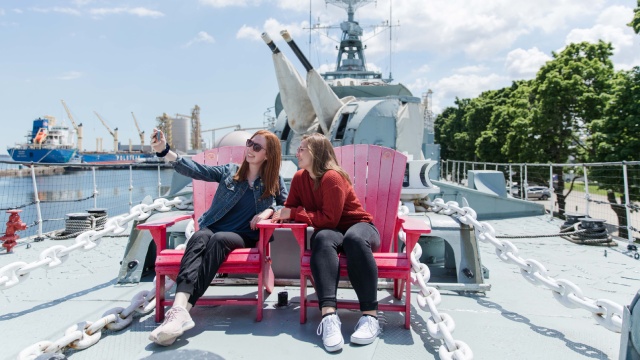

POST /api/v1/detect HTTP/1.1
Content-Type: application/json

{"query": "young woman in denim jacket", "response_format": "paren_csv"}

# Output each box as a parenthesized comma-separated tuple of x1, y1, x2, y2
(149, 129, 287, 346)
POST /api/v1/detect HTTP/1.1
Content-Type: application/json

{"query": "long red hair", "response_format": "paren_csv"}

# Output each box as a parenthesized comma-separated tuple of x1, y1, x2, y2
(302, 133, 350, 189)
(234, 130, 282, 199)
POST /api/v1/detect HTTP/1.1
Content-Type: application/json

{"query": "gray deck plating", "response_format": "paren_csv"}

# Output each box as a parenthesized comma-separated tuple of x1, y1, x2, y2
(1, 215, 638, 359)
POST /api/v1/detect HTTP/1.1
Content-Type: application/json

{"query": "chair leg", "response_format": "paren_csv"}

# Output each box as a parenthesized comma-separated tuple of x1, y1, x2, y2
(265, 266, 275, 294)
(300, 274, 307, 324)
(156, 274, 165, 323)
(397, 279, 405, 300)
(257, 267, 264, 322)
(404, 275, 411, 329)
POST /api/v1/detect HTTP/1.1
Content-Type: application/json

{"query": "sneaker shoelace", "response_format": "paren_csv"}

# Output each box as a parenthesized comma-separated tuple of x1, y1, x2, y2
(161, 307, 180, 326)
(317, 315, 340, 337)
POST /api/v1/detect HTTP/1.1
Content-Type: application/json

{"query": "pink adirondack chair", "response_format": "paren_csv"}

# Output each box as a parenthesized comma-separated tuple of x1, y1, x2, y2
(267, 144, 431, 329)
(137, 146, 276, 323)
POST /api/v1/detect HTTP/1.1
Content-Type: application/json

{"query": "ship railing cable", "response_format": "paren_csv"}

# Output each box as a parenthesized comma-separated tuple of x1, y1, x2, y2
(426, 198, 624, 333)
(397, 205, 473, 360)
(0, 194, 97, 211)
(17, 277, 176, 359)
(0, 196, 193, 290)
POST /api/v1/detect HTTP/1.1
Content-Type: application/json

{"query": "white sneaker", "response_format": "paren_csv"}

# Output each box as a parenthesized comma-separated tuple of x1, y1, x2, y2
(350, 315, 381, 345)
(149, 306, 195, 346)
(316, 313, 344, 352)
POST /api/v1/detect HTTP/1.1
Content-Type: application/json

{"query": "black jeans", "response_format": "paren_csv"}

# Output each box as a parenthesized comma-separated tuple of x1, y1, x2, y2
(310, 222, 380, 311)
(175, 228, 257, 306)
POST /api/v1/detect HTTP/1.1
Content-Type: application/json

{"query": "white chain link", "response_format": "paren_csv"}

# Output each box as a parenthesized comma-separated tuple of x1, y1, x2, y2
(398, 206, 473, 360)
(427, 198, 624, 333)
(0, 196, 192, 291)
(17, 277, 176, 359)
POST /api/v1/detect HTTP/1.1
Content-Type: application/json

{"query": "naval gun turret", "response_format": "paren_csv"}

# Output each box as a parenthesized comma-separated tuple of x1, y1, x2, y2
(263, 0, 441, 198)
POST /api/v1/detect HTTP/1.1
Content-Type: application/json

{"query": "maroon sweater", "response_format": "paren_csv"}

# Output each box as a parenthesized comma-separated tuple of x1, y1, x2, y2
(285, 169, 373, 232)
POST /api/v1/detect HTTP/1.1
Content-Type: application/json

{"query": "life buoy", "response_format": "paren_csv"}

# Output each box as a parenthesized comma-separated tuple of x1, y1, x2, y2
(34, 128, 48, 144)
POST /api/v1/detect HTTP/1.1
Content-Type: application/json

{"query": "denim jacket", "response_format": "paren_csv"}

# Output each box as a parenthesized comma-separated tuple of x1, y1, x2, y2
(172, 156, 288, 229)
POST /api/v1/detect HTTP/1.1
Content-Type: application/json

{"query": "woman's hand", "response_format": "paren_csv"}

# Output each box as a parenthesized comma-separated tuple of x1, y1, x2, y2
(151, 129, 166, 153)
(271, 208, 292, 223)
(250, 209, 273, 230)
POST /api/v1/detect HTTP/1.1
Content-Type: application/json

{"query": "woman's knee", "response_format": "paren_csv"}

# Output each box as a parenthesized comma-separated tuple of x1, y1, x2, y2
(310, 229, 342, 251)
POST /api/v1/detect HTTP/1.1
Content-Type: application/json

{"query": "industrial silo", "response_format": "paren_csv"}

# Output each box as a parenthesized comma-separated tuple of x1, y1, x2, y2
(171, 116, 191, 153)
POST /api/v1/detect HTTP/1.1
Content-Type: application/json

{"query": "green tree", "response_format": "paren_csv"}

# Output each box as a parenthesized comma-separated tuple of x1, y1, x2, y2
(477, 80, 535, 163)
(588, 67, 640, 237)
(629, 0, 640, 34)
(527, 41, 615, 217)
(434, 98, 470, 161)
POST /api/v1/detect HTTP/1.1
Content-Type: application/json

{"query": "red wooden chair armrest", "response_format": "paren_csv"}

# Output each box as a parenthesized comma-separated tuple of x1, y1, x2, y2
(398, 215, 431, 254)
(137, 213, 193, 253)
(270, 222, 308, 252)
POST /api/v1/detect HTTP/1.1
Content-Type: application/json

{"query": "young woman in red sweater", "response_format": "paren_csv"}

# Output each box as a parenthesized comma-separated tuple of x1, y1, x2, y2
(273, 133, 381, 352)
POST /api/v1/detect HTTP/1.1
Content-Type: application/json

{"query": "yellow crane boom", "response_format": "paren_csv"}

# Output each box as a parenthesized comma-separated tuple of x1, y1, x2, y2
(93, 111, 119, 152)
(131, 112, 145, 147)
(60, 99, 83, 151)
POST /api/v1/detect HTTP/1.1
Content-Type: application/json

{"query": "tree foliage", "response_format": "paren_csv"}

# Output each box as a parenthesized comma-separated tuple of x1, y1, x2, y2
(433, 40, 640, 216)
(630, 0, 640, 34)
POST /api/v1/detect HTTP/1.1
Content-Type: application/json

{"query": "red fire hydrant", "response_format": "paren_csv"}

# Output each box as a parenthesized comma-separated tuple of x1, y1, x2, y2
(1, 210, 27, 253)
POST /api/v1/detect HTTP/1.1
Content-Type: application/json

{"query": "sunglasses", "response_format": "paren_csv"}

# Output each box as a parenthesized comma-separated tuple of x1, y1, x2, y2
(246, 139, 265, 152)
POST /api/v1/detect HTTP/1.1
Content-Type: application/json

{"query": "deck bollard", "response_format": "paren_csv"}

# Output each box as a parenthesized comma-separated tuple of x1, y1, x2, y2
(1, 210, 27, 253)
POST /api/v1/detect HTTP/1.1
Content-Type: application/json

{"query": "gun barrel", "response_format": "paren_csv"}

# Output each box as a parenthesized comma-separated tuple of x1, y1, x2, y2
(261, 32, 280, 54)
(280, 30, 313, 72)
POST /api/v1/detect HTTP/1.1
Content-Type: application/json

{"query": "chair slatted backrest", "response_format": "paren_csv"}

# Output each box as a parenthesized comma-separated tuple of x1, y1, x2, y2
(334, 144, 407, 253)
(191, 146, 247, 231)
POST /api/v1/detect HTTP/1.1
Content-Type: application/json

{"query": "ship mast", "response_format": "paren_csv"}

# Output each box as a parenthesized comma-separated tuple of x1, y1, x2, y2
(321, 0, 391, 82)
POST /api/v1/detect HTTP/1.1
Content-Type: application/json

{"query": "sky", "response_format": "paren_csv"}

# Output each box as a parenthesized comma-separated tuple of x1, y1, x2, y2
(1, 0, 638, 153)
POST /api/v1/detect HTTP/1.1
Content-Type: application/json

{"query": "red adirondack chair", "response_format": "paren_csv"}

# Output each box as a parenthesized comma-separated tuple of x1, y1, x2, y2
(267, 144, 431, 329)
(137, 146, 276, 323)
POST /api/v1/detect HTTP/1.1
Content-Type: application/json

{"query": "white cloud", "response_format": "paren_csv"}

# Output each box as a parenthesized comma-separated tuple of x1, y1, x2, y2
(456, 65, 489, 74)
(57, 71, 82, 80)
(199, 0, 262, 8)
(237, 25, 263, 41)
(317, 63, 336, 73)
(13, 9, 23, 14)
(237, 18, 309, 43)
(505, 47, 551, 79)
(185, 31, 215, 47)
(0, 9, 5, 16)
(407, 72, 510, 113)
(29, 7, 81, 16)
(564, 5, 638, 69)
(89, 7, 164, 18)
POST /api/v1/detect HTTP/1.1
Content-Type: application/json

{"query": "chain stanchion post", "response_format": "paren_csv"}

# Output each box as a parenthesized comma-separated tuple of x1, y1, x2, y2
(509, 165, 513, 192)
(29, 164, 44, 240)
(519, 164, 523, 199)
(129, 165, 133, 209)
(549, 164, 554, 219)
(463, 162, 467, 183)
(445, 160, 449, 181)
(524, 164, 528, 201)
(157, 165, 161, 197)
(91, 167, 98, 208)
(583, 165, 590, 216)
(622, 162, 633, 245)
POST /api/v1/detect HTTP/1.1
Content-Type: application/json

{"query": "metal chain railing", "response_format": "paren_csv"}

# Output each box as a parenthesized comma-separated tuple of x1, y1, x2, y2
(398, 206, 473, 360)
(17, 277, 177, 359)
(0, 196, 192, 290)
(427, 198, 624, 333)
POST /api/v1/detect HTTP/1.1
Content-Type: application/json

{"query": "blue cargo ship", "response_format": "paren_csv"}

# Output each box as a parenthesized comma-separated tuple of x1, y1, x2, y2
(7, 117, 78, 163)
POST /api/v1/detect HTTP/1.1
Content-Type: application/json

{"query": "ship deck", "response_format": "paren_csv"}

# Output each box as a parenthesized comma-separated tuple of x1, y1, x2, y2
(1, 215, 638, 360)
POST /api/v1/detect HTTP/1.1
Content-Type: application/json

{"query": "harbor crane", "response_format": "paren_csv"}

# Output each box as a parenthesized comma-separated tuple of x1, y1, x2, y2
(60, 99, 83, 151)
(93, 111, 119, 152)
(131, 112, 145, 148)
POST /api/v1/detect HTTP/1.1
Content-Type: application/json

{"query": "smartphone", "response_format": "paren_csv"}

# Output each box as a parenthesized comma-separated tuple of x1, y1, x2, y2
(155, 130, 162, 142)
